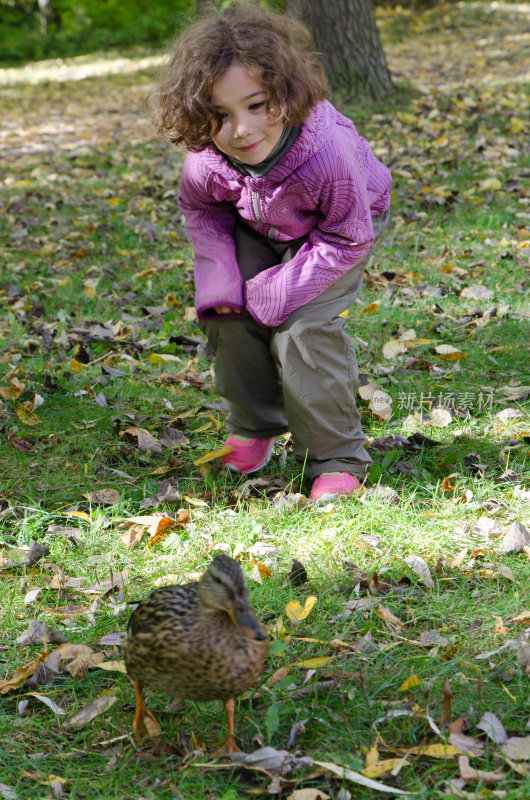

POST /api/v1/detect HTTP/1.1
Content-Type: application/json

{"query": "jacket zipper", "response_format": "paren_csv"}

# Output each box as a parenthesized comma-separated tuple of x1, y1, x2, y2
(251, 191, 262, 222)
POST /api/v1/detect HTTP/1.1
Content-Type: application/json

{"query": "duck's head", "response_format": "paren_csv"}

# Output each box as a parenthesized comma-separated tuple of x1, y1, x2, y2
(197, 553, 267, 641)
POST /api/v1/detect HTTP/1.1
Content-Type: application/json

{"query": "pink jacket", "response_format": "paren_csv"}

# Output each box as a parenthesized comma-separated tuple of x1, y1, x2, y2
(179, 100, 391, 327)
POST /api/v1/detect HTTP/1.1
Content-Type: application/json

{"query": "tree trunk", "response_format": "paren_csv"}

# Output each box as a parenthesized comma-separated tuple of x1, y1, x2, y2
(287, 0, 394, 99)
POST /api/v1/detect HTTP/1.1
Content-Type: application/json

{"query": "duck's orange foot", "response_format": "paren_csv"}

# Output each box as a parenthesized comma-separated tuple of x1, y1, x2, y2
(132, 681, 162, 743)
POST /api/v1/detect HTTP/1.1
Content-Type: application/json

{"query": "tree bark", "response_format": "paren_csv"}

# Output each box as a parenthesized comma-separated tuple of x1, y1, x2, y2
(287, 0, 394, 99)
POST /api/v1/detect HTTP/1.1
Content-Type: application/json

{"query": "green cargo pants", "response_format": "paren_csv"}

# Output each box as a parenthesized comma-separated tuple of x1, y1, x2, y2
(201, 209, 389, 480)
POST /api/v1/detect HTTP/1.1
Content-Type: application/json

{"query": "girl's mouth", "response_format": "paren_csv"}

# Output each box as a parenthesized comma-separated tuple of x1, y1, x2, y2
(237, 141, 262, 153)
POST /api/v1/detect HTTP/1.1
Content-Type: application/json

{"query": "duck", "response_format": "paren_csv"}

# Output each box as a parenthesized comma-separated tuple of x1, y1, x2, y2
(124, 553, 269, 752)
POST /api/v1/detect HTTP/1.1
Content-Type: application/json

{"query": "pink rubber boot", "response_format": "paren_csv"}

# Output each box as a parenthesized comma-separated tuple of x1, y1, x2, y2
(310, 472, 360, 500)
(221, 434, 276, 473)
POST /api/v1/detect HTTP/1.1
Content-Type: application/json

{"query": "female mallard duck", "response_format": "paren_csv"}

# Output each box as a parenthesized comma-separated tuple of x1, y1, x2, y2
(124, 553, 269, 752)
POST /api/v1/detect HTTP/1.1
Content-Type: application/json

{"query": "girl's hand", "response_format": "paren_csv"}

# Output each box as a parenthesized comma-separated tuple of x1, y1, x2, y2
(214, 306, 242, 315)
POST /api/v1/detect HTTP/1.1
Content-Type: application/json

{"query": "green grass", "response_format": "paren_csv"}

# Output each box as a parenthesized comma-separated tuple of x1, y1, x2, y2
(1, 3, 529, 798)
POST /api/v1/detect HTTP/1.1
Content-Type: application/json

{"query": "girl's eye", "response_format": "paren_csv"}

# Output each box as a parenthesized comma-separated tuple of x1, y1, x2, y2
(249, 101, 266, 111)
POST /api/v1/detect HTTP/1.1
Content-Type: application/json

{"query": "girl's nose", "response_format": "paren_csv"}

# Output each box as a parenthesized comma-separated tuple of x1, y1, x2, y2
(233, 115, 251, 139)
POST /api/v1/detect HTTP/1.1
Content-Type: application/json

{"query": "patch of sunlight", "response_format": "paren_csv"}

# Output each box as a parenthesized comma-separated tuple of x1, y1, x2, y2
(0, 53, 166, 87)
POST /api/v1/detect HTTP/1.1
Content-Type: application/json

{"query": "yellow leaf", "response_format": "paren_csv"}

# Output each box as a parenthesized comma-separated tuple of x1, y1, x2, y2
(509, 117, 524, 134)
(0, 653, 48, 694)
(399, 743, 463, 759)
(363, 758, 411, 778)
(478, 177, 502, 192)
(285, 596, 317, 621)
(95, 661, 127, 673)
(63, 511, 91, 521)
(193, 445, 234, 466)
(193, 422, 212, 433)
(437, 351, 467, 361)
(512, 610, 530, 625)
(14, 400, 40, 426)
(338, 309, 349, 318)
(399, 675, 421, 692)
(149, 353, 182, 363)
(366, 741, 379, 769)
(404, 337, 433, 347)
(358, 302, 379, 314)
(184, 307, 198, 322)
(70, 358, 86, 373)
(294, 657, 334, 669)
(107, 197, 122, 205)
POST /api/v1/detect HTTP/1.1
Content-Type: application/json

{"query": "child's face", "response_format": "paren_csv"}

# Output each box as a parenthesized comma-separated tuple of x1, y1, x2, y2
(210, 62, 284, 165)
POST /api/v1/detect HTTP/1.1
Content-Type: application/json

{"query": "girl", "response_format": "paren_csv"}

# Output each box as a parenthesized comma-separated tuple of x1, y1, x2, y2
(150, 2, 391, 500)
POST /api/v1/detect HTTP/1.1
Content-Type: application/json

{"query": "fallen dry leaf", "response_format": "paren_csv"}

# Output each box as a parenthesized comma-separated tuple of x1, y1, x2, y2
(399, 675, 420, 692)
(0, 652, 48, 694)
(293, 657, 334, 669)
(194, 444, 235, 466)
(363, 757, 411, 779)
(398, 743, 464, 758)
(477, 711, 507, 744)
(285, 596, 317, 621)
(16, 620, 67, 647)
(458, 755, 504, 785)
(377, 605, 406, 629)
(500, 736, 530, 760)
(66, 652, 104, 678)
(449, 733, 484, 757)
(120, 426, 163, 453)
(63, 694, 117, 728)
(83, 488, 121, 506)
(404, 555, 434, 588)
(314, 759, 408, 795)
(499, 521, 530, 554)
(382, 338, 407, 359)
(430, 407, 453, 427)
(287, 789, 330, 800)
(95, 660, 127, 673)
(460, 284, 495, 301)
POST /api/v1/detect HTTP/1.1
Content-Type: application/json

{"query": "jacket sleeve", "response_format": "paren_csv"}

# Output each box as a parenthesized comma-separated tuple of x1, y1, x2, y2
(178, 154, 244, 320)
(244, 149, 383, 327)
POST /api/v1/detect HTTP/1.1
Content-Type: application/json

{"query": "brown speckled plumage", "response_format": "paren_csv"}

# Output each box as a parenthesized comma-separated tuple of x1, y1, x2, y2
(124, 554, 269, 748)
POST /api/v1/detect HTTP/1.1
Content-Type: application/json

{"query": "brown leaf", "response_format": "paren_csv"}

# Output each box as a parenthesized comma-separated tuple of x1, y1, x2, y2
(80, 570, 128, 595)
(286, 559, 308, 587)
(120, 426, 163, 453)
(0, 652, 48, 694)
(377, 605, 406, 629)
(16, 620, 67, 647)
(83, 488, 121, 506)
(268, 666, 291, 687)
(120, 524, 145, 550)
(404, 555, 434, 588)
(63, 694, 117, 728)
(449, 733, 484, 757)
(430, 407, 453, 427)
(477, 711, 507, 744)
(501, 736, 530, 761)
(458, 755, 504, 785)
(499, 521, 530, 554)
(7, 432, 34, 453)
(66, 652, 104, 678)
(159, 426, 189, 449)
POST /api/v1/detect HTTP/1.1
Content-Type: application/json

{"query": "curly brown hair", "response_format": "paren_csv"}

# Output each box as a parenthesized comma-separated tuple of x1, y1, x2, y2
(148, 2, 327, 150)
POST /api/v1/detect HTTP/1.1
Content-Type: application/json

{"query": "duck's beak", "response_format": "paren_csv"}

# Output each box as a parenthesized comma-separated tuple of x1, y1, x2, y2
(228, 603, 267, 641)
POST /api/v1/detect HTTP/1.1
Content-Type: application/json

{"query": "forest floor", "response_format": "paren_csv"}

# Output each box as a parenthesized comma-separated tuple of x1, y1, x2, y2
(0, 2, 529, 799)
